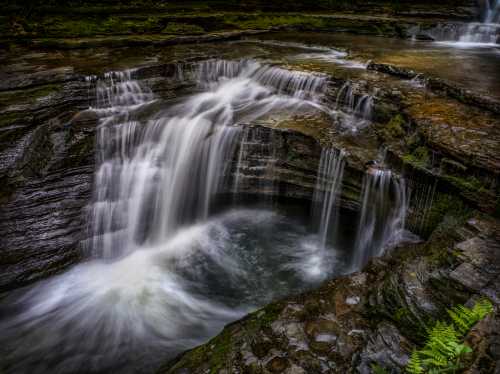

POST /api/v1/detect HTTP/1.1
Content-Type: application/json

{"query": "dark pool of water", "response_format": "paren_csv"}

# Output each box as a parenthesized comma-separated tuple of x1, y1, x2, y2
(0, 199, 358, 374)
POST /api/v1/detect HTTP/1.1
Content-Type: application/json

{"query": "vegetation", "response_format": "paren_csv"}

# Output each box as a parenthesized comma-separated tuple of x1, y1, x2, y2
(161, 22, 205, 35)
(402, 146, 430, 169)
(406, 299, 493, 374)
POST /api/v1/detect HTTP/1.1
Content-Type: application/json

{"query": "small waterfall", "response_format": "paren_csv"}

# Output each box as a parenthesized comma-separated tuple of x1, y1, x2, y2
(430, 0, 499, 45)
(312, 148, 345, 250)
(351, 168, 407, 270)
(335, 82, 374, 132)
(195, 59, 328, 100)
(88, 60, 329, 259)
(93, 69, 154, 109)
(485, 0, 500, 23)
(232, 126, 279, 198)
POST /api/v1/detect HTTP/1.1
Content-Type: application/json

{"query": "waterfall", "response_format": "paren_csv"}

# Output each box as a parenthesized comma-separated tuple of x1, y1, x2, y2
(312, 148, 345, 250)
(432, 0, 500, 45)
(0, 60, 337, 373)
(88, 60, 329, 260)
(232, 126, 279, 198)
(195, 59, 328, 100)
(335, 82, 373, 132)
(351, 168, 407, 270)
(485, 0, 500, 23)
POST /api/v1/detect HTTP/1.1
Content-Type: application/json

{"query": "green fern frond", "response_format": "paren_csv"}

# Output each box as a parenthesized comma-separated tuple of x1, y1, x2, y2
(448, 298, 493, 336)
(404, 299, 492, 374)
(406, 350, 423, 374)
(471, 298, 493, 320)
(447, 307, 470, 335)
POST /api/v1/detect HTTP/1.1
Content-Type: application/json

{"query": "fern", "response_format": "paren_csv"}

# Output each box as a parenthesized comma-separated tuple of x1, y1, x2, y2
(406, 350, 424, 374)
(447, 298, 493, 336)
(404, 298, 493, 374)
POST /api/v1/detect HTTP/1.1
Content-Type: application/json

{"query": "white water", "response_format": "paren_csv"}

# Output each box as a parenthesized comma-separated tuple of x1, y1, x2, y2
(89, 59, 329, 259)
(0, 60, 339, 373)
(335, 82, 374, 132)
(435, 0, 499, 47)
(312, 148, 345, 249)
(351, 168, 408, 270)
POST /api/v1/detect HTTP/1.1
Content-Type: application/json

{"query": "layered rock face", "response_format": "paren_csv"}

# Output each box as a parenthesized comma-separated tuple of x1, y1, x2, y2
(0, 71, 95, 291)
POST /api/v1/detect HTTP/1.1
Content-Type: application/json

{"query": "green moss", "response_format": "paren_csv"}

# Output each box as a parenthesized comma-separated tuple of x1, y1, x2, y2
(442, 175, 488, 194)
(207, 329, 233, 373)
(165, 302, 284, 373)
(424, 193, 471, 239)
(0, 112, 25, 128)
(223, 14, 326, 31)
(381, 113, 405, 140)
(394, 307, 410, 322)
(244, 302, 284, 332)
(161, 22, 205, 35)
(0, 84, 61, 108)
(402, 146, 430, 169)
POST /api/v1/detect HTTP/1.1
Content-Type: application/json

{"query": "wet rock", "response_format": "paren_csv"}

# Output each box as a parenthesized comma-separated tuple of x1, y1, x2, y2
(357, 322, 413, 374)
(367, 61, 500, 115)
(0, 72, 98, 291)
(226, 124, 363, 210)
(449, 262, 490, 291)
(414, 34, 435, 41)
(0, 67, 79, 91)
(266, 356, 289, 373)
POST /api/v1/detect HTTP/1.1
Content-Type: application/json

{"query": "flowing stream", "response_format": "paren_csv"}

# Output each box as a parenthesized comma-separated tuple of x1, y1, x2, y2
(0, 58, 409, 374)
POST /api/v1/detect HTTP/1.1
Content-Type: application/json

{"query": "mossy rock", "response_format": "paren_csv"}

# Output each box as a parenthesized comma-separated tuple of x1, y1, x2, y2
(161, 22, 205, 35)
(402, 146, 430, 170)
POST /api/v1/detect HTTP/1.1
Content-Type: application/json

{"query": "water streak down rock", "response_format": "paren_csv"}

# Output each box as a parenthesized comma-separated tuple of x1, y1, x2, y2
(351, 168, 408, 270)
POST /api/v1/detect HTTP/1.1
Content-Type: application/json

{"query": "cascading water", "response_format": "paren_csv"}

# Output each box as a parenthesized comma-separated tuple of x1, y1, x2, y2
(232, 126, 280, 198)
(335, 82, 374, 132)
(351, 168, 408, 270)
(0, 53, 415, 373)
(458, 0, 499, 44)
(0, 60, 342, 374)
(430, 0, 500, 46)
(312, 148, 345, 250)
(486, 0, 500, 23)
